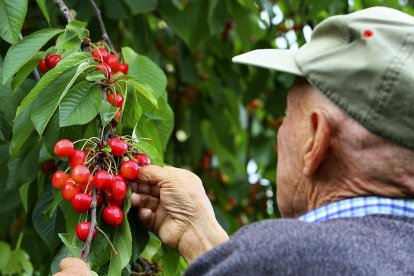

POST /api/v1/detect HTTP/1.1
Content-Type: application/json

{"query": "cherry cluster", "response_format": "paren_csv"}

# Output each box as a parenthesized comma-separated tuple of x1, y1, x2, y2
(92, 47, 129, 79)
(38, 54, 62, 74)
(52, 137, 150, 242)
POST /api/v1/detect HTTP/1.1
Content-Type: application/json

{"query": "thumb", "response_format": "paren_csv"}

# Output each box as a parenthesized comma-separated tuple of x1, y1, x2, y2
(136, 165, 172, 186)
(58, 257, 90, 275)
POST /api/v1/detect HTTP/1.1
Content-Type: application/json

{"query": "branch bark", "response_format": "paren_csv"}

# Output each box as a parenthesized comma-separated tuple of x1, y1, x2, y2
(54, 0, 74, 23)
(88, 0, 115, 51)
(80, 187, 97, 262)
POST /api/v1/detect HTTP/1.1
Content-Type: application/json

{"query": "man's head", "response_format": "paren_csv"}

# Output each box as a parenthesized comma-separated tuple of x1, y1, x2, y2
(276, 77, 414, 217)
(233, 7, 414, 217)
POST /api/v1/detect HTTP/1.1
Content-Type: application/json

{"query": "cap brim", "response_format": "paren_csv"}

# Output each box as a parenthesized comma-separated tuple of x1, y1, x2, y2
(232, 49, 303, 76)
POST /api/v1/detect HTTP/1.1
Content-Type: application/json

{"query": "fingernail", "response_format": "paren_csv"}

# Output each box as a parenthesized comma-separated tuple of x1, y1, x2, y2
(140, 209, 150, 220)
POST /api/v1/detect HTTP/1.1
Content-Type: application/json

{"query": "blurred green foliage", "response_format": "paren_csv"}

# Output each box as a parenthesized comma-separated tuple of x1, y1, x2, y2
(1, 0, 414, 274)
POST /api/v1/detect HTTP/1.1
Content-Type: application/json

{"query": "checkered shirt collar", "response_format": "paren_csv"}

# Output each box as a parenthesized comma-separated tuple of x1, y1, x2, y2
(298, 196, 414, 223)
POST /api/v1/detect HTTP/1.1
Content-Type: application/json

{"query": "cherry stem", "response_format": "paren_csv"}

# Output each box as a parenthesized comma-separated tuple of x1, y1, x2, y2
(88, 0, 115, 51)
(80, 187, 97, 262)
(54, 0, 74, 23)
(96, 226, 119, 256)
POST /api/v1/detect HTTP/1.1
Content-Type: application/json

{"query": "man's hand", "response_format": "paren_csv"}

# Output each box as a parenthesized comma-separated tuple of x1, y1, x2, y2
(53, 257, 91, 276)
(130, 165, 229, 263)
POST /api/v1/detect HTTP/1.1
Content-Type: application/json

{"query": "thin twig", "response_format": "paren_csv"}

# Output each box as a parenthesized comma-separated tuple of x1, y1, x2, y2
(88, 0, 115, 51)
(96, 226, 119, 255)
(54, 0, 74, 23)
(80, 187, 97, 262)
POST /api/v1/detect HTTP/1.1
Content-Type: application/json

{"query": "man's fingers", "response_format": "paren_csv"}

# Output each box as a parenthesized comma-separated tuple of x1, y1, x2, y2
(55, 257, 91, 276)
(130, 182, 161, 197)
(59, 257, 88, 270)
(135, 165, 169, 186)
(131, 193, 159, 211)
(138, 208, 156, 229)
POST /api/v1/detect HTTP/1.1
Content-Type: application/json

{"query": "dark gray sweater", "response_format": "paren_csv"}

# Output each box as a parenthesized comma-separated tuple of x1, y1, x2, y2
(185, 215, 414, 275)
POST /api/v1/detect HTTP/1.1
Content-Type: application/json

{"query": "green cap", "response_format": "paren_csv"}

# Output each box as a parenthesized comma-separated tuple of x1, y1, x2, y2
(233, 7, 414, 150)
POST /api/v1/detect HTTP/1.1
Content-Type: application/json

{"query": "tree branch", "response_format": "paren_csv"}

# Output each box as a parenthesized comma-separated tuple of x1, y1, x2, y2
(54, 0, 74, 23)
(88, 0, 115, 51)
(80, 187, 97, 262)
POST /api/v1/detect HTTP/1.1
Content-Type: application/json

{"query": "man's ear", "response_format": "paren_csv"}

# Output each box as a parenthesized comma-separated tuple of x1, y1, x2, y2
(303, 110, 331, 176)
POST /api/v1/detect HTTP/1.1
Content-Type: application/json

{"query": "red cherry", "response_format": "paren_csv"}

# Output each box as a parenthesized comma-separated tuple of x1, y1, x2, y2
(52, 171, 70, 189)
(41, 159, 56, 174)
(39, 59, 49, 74)
(76, 222, 96, 242)
(103, 206, 124, 227)
(107, 93, 124, 107)
(45, 54, 62, 69)
(108, 194, 124, 207)
(92, 48, 109, 62)
(95, 63, 111, 78)
(114, 109, 122, 120)
(248, 99, 262, 110)
(134, 154, 151, 166)
(108, 138, 128, 156)
(71, 165, 91, 185)
(106, 54, 119, 70)
(120, 160, 140, 179)
(117, 63, 128, 74)
(111, 179, 127, 200)
(62, 182, 81, 202)
(72, 193, 92, 213)
(54, 139, 75, 157)
(78, 179, 93, 193)
(92, 170, 114, 190)
(113, 174, 124, 181)
(69, 150, 86, 168)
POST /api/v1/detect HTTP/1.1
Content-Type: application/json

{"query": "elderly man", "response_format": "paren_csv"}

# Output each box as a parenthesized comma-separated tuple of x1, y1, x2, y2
(57, 6, 414, 275)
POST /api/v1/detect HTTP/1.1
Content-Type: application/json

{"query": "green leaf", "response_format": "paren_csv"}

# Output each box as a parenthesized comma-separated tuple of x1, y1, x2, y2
(0, 241, 11, 273)
(121, 89, 142, 134)
(134, 140, 164, 166)
(150, 95, 174, 151)
(6, 138, 39, 193)
(128, 55, 167, 99)
(208, 0, 227, 34)
(32, 186, 65, 252)
(9, 105, 34, 158)
(58, 233, 81, 257)
(1, 246, 33, 276)
(59, 82, 102, 127)
(11, 52, 43, 91)
(31, 62, 94, 136)
(3, 28, 63, 84)
(43, 107, 87, 155)
(135, 118, 162, 156)
(0, 0, 27, 44)
(44, 191, 62, 218)
(18, 51, 90, 113)
(128, 78, 158, 108)
(159, 1, 210, 48)
(19, 182, 30, 213)
(56, 20, 89, 50)
(108, 187, 132, 275)
(86, 70, 106, 81)
(121, 47, 138, 65)
(123, 0, 158, 14)
(100, 100, 118, 127)
(36, 0, 50, 25)
(140, 233, 161, 261)
(161, 245, 181, 276)
(17, 141, 41, 183)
